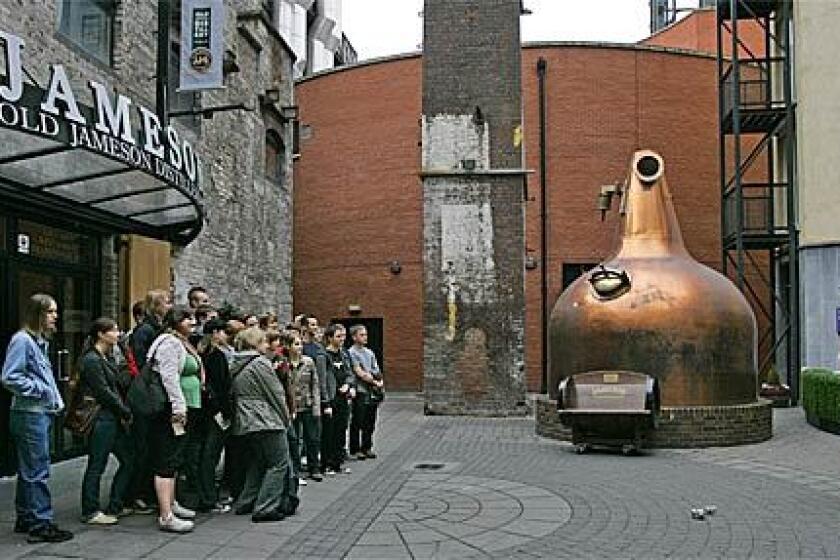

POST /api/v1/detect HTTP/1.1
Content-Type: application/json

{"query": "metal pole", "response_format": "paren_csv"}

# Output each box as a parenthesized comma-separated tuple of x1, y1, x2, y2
(537, 57, 549, 395)
(156, 0, 170, 126)
(730, 0, 744, 290)
(781, 2, 799, 403)
(717, 1, 727, 275)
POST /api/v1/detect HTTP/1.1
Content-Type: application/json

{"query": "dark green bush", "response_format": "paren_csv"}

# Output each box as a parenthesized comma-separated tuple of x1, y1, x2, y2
(801, 367, 840, 425)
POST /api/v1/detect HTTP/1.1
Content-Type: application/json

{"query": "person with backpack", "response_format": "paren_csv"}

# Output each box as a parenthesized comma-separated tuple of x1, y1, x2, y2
(127, 289, 171, 515)
(77, 318, 134, 525)
(140, 306, 199, 533)
(1, 294, 73, 543)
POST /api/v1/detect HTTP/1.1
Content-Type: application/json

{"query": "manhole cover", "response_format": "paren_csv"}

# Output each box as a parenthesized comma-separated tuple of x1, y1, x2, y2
(414, 463, 445, 470)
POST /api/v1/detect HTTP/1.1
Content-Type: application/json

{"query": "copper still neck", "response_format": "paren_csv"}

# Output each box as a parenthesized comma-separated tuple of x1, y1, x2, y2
(617, 151, 688, 259)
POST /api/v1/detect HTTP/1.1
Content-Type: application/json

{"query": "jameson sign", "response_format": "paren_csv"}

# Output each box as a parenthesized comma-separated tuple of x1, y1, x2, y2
(0, 30, 201, 199)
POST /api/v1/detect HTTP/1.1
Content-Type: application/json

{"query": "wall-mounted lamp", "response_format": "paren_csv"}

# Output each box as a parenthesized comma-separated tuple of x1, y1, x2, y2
(597, 182, 624, 221)
(525, 255, 538, 270)
(347, 304, 362, 315)
(280, 105, 299, 123)
(389, 260, 402, 274)
(262, 88, 281, 104)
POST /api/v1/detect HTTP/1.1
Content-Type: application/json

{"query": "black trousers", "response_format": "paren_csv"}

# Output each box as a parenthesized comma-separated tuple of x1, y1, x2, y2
(180, 407, 206, 505)
(349, 396, 378, 454)
(320, 399, 350, 470)
(128, 413, 154, 502)
(223, 435, 246, 501)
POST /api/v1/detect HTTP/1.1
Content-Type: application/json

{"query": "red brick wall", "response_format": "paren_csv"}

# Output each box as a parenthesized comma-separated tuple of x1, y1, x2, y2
(295, 46, 731, 391)
(642, 9, 766, 58)
(293, 58, 424, 390)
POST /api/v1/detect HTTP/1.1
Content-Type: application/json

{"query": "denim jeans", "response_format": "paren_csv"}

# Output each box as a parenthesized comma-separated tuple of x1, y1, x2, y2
(293, 411, 321, 475)
(10, 410, 53, 531)
(81, 413, 134, 517)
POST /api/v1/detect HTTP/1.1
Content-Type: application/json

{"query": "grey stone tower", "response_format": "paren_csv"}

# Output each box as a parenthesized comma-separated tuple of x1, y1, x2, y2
(422, 0, 527, 415)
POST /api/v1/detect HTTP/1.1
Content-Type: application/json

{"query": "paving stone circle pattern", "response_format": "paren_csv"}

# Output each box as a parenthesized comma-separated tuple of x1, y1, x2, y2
(347, 474, 570, 559)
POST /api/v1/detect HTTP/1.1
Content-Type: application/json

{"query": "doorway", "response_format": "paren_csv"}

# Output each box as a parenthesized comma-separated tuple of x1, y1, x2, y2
(0, 216, 100, 474)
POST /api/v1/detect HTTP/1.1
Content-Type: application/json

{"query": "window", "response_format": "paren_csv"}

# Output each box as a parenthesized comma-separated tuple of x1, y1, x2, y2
(562, 263, 597, 292)
(265, 130, 286, 183)
(58, 0, 115, 65)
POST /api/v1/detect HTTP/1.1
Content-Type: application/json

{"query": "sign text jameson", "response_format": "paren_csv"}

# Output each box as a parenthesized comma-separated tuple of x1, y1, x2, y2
(0, 30, 201, 199)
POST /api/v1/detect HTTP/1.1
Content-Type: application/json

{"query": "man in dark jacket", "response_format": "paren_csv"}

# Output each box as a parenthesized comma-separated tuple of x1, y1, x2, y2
(321, 324, 355, 475)
(195, 319, 232, 512)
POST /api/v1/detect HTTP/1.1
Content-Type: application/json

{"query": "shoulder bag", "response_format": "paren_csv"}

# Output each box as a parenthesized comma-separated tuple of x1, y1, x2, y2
(63, 384, 100, 436)
(126, 340, 168, 417)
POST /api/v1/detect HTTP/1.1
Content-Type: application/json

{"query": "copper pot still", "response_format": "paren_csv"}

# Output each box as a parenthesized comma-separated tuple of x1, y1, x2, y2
(548, 150, 758, 406)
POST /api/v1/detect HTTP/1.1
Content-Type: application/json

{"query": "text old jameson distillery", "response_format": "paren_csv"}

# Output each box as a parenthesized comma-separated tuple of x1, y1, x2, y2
(0, 30, 201, 198)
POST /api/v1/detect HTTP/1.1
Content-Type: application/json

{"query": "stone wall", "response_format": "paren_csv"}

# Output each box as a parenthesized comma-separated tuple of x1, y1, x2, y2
(0, 1, 295, 318)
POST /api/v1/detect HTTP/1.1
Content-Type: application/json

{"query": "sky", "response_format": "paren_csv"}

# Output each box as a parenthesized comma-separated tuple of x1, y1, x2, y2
(343, 0, 664, 61)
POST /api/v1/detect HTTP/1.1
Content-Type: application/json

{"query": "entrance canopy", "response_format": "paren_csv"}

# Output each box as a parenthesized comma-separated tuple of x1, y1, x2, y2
(0, 81, 204, 245)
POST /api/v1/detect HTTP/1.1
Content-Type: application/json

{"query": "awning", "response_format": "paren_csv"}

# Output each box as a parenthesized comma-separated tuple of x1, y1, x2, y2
(0, 81, 204, 245)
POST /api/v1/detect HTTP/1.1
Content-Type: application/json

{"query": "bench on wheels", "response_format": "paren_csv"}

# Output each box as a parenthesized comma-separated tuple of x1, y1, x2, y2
(557, 370, 660, 455)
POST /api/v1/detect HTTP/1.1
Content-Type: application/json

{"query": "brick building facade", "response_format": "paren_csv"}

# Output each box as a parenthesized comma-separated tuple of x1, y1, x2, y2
(294, 43, 732, 393)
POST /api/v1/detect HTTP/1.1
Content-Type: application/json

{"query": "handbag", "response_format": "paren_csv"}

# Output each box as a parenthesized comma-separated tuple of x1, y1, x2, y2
(63, 386, 100, 436)
(126, 342, 168, 417)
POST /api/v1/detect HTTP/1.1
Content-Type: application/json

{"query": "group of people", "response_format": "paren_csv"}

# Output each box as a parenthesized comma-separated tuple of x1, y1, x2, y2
(1, 288, 384, 542)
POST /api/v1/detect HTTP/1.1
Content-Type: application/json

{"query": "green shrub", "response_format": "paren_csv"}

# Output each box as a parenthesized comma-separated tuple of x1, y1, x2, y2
(802, 367, 840, 424)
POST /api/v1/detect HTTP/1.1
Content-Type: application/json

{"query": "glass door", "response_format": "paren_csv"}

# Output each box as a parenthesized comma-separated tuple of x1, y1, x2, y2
(13, 267, 94, 461)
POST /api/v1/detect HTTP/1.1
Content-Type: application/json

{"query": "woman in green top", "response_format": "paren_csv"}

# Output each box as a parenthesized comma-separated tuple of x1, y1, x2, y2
(174, 316, 207, 513)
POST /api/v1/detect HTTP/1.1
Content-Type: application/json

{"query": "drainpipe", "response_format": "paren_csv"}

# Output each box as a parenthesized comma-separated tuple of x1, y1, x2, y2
(537, 57, 549, 394)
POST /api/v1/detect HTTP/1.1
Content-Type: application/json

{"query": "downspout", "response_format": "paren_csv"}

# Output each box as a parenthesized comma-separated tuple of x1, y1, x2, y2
(537, 57, 548, 394)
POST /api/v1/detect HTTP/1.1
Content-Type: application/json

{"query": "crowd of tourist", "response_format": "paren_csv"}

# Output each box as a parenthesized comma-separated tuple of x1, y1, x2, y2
(1, 289, 384, 542)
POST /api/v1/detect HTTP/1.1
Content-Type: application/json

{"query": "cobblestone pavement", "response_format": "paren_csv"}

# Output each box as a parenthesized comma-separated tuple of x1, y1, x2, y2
(2, 396, 840, 559)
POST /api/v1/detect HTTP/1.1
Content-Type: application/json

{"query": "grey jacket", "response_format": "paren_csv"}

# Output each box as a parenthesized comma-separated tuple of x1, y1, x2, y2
(230, 351, 290, 436)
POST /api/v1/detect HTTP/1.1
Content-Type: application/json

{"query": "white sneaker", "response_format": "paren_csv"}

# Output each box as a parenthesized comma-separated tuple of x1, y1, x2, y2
(325, 468, 337, 476)
(85, 511, 118, 525)
(171, 501, 196, 520)
(298, 477, 308, 486)
(159, 513, 194, 533)
(341, 466, 352, 474)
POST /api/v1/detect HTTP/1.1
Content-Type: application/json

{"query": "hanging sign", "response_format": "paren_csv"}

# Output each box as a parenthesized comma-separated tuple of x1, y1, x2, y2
(180, 0, 225, 91)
